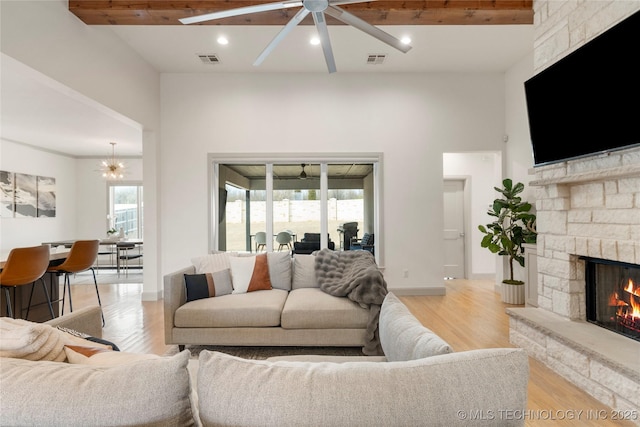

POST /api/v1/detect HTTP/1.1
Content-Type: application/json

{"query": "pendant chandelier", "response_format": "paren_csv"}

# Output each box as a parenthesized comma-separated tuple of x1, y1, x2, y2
(100, 142, 125, 180)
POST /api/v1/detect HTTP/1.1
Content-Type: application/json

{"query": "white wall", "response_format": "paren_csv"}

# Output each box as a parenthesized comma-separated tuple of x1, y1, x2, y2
(160, 72, 508, 292)
(1, 0, 161, 299)
(505, 51, 536, 201)
(0, 140, 76, 250)
(0, 0, 537, 296)
(0, 0, 160, 130)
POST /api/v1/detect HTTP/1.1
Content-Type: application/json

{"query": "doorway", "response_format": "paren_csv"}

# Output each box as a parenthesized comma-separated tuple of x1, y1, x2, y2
(443, 179, 466, 279)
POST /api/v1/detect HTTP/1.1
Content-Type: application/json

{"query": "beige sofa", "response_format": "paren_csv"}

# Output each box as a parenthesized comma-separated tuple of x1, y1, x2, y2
(1, 294, 529, 426)
(164, 252, 373, 350)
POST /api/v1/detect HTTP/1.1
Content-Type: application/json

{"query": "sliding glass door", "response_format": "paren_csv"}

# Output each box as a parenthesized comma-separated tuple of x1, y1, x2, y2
(211, 155, 382, 262)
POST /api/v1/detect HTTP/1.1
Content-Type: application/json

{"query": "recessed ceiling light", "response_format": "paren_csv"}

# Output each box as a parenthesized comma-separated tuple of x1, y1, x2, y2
(217, 36, 229, 45)
(310, 37, 320, 46)
(401, 36, 412, 45)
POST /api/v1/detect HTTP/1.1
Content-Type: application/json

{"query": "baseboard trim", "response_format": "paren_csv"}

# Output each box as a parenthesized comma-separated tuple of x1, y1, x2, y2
(142, 290, 162, 301)
(389, 286, 446, 296)
(468, 273, 495, 281)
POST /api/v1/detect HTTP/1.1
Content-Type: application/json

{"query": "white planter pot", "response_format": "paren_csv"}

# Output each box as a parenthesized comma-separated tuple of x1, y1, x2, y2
(501, 282, 525, 305)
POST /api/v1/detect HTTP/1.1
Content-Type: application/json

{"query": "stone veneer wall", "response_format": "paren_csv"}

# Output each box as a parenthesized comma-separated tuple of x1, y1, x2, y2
(507, 1, 640, 418)
(534, 148, 640, 319)
(531, 0, 640, 318)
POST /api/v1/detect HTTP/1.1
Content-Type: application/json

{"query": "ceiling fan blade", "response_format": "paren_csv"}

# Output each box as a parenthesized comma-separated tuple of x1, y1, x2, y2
(312, 11, 337, 73)
(180, 0, 303, 24)
(325, 5, 412, 53)
(330, 0, 377, 5)
(254, 8, 310, 66)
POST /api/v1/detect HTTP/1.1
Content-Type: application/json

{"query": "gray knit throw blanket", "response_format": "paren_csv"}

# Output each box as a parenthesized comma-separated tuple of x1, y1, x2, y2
(314, 249, 388, 355)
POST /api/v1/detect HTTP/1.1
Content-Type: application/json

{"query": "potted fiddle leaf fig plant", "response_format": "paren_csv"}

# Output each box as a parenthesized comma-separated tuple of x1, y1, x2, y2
(478, 178, 537, 304)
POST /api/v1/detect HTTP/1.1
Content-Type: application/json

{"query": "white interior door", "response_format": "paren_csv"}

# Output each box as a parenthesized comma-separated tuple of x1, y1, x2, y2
(443, 179, 466, 278)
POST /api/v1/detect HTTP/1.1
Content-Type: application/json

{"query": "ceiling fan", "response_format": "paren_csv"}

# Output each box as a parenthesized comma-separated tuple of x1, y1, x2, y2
(179, 0, 412, 73)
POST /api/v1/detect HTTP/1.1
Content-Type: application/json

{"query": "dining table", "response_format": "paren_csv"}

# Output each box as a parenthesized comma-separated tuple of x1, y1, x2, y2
(43, 238, 143, 275)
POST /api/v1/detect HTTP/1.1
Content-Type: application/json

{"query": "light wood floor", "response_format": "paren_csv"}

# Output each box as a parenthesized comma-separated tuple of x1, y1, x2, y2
(67, 271, 636, 426)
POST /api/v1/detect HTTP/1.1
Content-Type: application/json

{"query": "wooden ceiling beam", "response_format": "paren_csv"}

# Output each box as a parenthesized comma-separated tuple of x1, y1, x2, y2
(68, 1, 533, 26)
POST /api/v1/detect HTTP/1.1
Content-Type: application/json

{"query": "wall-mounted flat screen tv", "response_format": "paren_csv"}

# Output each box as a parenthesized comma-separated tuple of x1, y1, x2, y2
(524, 11, 640, 167)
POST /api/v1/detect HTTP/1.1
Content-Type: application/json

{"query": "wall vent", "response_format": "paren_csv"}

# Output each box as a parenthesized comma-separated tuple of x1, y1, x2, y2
(366, 54, 386, 65)
(198, 54, 221, 64)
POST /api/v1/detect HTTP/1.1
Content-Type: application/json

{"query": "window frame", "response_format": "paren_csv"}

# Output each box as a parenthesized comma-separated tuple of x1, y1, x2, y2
(107, 181, 144, 239)
(208, 153, 384, 265)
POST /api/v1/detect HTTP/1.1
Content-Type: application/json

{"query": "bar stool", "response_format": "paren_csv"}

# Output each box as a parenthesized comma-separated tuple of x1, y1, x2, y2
(0, 245, 54, 320)
(47, 240, 104, 325)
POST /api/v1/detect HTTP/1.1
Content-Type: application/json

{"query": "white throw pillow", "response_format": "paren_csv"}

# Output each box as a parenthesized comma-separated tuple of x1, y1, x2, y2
(228, 254, 272, 294)
(292, 254, 317, 289)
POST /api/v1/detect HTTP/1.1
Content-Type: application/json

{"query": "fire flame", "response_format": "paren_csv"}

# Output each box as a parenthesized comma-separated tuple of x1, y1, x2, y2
(614, 278, 640, 320)
(624, 278, 640, 297)
(631, 296, 640, 318)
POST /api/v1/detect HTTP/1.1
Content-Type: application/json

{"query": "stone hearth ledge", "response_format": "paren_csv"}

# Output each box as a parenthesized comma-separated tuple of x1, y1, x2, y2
(507, 307, 639, 383)
(507, 307, 640, 415)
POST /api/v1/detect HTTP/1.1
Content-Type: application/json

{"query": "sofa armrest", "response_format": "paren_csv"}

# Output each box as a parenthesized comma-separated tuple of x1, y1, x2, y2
(44, 306, 103, 338)
(163, 265, 195, 344)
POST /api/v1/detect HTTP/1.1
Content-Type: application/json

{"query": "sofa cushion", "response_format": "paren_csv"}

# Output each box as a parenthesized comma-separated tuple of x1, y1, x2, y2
(197, 348, 529, 427)
(267, 355, 387, 362)
(267, 251, 292, 291)
(282, 288, 369, 329)
(379, 292, 453, 361)
(0, 350, 196, 426)
(184, 269, 233, 301)
(175, 289, 289, 328)
(292, 254, 317, 289)
(191, 252, 230, 274)
(229, 254, 272, 294)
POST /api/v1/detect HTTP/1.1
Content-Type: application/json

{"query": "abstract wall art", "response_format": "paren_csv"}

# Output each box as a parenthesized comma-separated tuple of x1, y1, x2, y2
(0, 170, 15, 218)
(0, 170, 56, 218)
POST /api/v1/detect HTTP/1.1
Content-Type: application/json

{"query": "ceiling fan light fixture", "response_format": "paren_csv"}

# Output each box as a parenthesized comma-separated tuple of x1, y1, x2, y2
(217, 36, 229, 45)
(299, 163, 307, 179)
(401, 36, 412, 45)
(181, 0, 412, 73)
(310, 36, 321, 45)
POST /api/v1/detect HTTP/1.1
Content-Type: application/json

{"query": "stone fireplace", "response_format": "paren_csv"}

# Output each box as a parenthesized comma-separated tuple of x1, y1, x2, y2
(505, 1, 640, 417)
(507, 145, 640, 414)
(584, 257, 640, 341)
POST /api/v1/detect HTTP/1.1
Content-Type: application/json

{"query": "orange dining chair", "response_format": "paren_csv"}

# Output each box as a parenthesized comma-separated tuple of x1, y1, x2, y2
(47, 239, 104, 325)
(0, 245, 54, 320)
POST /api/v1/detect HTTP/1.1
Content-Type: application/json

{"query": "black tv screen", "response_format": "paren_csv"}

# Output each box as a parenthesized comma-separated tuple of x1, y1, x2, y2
(524, 11, 640, 167)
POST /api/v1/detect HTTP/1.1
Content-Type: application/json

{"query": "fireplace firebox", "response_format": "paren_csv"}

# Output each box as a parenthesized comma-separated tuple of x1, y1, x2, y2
(584, 257, 640, 341)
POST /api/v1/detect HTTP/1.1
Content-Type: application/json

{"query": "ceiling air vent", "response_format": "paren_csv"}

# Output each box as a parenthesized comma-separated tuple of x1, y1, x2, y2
(366, 54, 386, 65)
(198, 54, 221, 64)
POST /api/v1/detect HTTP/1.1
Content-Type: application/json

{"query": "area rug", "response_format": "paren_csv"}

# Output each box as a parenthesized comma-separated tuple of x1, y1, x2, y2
(164, 345, 365, 360)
